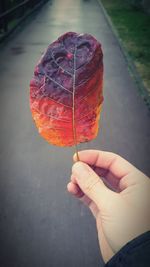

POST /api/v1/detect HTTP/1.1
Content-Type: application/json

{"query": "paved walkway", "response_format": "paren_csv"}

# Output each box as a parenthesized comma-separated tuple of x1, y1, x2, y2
(0, 0, 149, 266)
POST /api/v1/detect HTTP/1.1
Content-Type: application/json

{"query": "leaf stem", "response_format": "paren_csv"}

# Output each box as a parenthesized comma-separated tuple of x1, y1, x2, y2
(72, 46, 80, 161)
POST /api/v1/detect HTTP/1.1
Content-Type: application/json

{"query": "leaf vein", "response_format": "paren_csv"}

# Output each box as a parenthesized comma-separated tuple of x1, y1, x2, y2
(32, 94, 72, 109)
(45, 73, 73, 94)
(32, 106, 71, 122)
(51, 50, 73, 76)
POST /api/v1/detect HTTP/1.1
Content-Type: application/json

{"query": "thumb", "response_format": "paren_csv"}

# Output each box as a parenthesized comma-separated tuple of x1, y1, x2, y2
(72, 161, 114, 209)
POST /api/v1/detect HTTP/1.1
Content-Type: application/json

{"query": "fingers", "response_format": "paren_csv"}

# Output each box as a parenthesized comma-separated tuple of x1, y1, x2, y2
(67, 181, 84, 198)
(72, 161, 115, 210)
(67, 181, 99, 217)
(74, 150, 137, 179)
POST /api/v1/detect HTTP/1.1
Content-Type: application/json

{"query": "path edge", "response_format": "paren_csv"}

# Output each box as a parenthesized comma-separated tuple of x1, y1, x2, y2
(97, 0, 150, 109)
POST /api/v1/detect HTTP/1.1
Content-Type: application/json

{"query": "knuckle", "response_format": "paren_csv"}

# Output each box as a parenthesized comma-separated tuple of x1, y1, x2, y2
(85, 176, 100, 193)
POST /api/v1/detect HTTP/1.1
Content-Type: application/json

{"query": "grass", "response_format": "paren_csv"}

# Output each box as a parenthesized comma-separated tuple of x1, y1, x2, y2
(101, 0, 150, 97)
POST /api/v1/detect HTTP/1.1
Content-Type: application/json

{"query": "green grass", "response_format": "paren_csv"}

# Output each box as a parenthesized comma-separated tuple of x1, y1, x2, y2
(101, 0, 150, 96)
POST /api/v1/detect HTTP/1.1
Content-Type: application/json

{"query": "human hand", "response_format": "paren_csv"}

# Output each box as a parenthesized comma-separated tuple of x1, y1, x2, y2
(67, 150, 150, 263)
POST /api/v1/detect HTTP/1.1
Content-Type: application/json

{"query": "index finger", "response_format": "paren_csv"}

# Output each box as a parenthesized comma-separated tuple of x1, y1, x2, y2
(74, 150, 137, 179)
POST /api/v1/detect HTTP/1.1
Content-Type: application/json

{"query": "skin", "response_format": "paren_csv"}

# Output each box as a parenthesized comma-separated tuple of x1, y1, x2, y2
(67, 150, 150, 263)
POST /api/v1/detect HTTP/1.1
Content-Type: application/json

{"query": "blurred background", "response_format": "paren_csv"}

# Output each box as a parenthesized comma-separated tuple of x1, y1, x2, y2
(0, 1, 150, 267)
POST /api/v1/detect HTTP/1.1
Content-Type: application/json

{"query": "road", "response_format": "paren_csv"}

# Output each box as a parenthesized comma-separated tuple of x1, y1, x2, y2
(0, 0, 149, 266)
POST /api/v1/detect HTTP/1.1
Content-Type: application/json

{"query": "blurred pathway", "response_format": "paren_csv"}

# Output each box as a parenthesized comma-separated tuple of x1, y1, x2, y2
(0, 0, 149, 266)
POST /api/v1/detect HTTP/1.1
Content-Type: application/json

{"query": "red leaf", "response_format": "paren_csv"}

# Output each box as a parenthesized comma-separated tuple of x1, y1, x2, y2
(30, 32, 103, 147)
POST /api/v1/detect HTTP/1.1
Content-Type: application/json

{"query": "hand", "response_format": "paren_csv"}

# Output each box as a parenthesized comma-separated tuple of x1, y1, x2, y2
(67, 150, 150, 263)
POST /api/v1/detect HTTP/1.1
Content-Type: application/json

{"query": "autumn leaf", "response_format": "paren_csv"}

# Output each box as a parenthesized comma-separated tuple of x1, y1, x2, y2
(30, 32, 103, 152)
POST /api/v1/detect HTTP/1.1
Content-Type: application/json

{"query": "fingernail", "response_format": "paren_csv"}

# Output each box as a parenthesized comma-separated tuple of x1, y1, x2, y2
(73, 153, 77, 162)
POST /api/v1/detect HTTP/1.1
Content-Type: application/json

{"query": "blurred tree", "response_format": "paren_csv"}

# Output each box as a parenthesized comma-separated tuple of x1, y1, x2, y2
(130, 0, 142, 9)
(142, 0, 150, 13)
(129, 0, 150, 13)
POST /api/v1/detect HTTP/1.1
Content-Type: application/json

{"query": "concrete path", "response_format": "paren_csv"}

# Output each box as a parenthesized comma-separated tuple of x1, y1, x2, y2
(0, 0, 149, 266)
